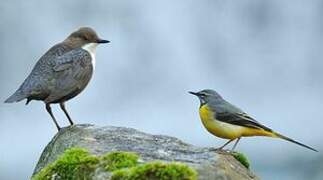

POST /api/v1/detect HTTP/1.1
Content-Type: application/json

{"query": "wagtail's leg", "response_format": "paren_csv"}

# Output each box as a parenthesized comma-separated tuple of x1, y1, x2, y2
(60, 102, 74, 125)
(218, 139, 235, 150)
(231, 137, 241, 151)
(46, 103, 61, 131)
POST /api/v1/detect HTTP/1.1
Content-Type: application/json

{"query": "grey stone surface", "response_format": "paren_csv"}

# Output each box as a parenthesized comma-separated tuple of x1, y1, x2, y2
(33, 124, 259, 180)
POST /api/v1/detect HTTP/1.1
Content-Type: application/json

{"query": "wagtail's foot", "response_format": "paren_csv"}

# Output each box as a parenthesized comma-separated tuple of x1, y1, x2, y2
(208, 147, 218, 152)
(208, 147, 231, 154)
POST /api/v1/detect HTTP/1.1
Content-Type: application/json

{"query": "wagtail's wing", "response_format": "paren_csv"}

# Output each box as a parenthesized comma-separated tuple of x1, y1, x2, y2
(214, 102, 272, 131)
(215, 111, 272, 131)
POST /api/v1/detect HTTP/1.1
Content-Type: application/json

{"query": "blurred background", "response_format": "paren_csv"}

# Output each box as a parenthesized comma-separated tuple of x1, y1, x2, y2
(1, 0, 323, 179)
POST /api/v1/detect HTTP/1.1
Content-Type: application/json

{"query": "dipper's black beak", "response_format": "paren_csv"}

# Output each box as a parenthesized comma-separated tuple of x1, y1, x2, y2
(97, 39, 110, 44)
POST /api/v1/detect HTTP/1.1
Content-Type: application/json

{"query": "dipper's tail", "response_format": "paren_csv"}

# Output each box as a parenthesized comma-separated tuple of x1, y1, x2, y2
(5, 90, 27, 103)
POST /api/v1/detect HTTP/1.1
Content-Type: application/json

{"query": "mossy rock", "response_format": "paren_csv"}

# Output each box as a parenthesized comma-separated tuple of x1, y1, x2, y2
(32, 125, 259, 180)
(112, 161, 197, 180)
(32, 148, 99, 180)
(102, 151, 139, 171)
(32, 147, 197, 180)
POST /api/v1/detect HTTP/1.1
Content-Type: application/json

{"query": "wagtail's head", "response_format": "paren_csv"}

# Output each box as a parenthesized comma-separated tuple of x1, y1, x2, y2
(64, 27, 110, 48)
(189, 89, 223, 106)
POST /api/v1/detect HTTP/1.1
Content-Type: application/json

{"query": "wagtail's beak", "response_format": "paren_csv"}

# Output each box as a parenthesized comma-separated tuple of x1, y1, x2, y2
(97, 39, 110, 44)
(189, 91, 199, 96)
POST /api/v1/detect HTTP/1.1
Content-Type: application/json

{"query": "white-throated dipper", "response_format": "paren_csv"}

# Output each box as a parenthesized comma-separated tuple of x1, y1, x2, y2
(5, 27, 110, 130)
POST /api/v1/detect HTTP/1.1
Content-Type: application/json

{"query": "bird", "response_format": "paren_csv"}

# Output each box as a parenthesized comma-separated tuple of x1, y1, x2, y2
(189, 89, 318, 152)
(5, 27, 110, 131)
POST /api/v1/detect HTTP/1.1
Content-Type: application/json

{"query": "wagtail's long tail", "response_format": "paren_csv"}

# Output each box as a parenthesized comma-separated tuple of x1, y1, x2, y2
(273, 132, 318, 152)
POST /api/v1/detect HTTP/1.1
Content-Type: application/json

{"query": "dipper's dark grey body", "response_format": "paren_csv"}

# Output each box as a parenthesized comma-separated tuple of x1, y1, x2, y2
(5, 27, 110, 130)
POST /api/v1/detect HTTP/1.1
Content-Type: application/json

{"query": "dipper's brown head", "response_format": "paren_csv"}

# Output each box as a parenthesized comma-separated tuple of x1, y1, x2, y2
(64, 27, 110, 48)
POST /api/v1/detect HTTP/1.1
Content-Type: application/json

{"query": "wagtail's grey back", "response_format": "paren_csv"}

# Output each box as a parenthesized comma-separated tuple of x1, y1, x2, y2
(5, 27, 110, 130)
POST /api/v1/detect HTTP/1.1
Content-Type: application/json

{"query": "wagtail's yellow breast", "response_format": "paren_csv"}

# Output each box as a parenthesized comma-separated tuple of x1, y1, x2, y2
(199, 104, 273, 139)
(199, 104, 249, 139)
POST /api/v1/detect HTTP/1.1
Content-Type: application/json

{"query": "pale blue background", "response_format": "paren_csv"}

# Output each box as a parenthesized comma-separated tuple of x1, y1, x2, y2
(0, 0, 322, 179)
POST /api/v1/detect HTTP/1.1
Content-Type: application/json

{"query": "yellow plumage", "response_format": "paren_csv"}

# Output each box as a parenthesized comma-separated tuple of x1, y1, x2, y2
(199, 104, 275, 140)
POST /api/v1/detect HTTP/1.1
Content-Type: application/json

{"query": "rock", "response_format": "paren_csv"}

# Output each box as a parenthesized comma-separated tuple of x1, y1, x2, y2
(33, 124, 259, 180)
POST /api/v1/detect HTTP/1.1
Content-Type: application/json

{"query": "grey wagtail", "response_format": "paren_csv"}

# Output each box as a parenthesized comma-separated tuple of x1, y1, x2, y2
(189, 89, 318, 152)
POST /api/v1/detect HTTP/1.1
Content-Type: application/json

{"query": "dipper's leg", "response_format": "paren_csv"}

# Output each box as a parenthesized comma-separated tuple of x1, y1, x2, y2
(60, 102, 74, 125)
(45, 103, 61, 131)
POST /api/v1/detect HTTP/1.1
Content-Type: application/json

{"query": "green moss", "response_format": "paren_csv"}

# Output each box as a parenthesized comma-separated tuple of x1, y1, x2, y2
(102, 151, 139, 171)
(33, 148, 198, 180)
(32, 147, 100, 180)
(111, 162, 197, 180)
(232, 152, 250, 169)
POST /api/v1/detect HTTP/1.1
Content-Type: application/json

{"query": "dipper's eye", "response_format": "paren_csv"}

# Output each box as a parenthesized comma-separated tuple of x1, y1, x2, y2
(80, 35, 88, 40)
